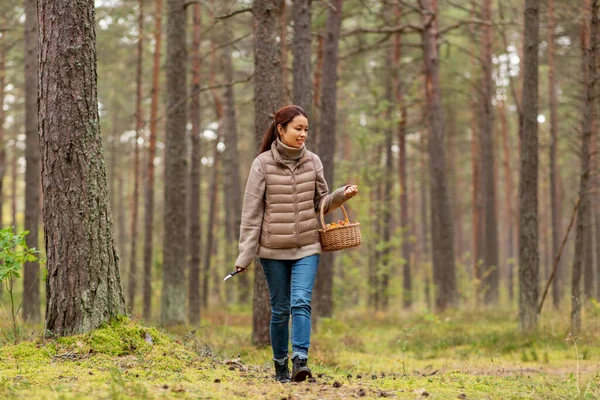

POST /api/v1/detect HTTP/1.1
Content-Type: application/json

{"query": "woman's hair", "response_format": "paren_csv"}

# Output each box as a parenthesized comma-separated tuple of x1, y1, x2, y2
(259, 105, 308, 154)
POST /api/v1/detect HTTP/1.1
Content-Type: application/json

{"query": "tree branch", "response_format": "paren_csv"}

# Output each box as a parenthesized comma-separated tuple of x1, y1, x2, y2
(342, 24, 423, 37)
(150, 73, 254, 125)
(215, 7, 253, 19)
(199, 33, 252, 62)
(437, 18, 518, 37)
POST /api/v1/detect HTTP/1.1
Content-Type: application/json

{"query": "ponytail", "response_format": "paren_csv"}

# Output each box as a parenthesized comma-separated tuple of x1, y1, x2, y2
(259, 121, 278, 154)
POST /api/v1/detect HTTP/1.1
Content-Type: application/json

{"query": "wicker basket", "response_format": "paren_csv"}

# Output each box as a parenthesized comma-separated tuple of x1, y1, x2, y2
(319, 201, 361, 252)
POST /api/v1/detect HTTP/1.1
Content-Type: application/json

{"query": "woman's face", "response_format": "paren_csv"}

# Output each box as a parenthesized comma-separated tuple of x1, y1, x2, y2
(278, 114, 308, 149)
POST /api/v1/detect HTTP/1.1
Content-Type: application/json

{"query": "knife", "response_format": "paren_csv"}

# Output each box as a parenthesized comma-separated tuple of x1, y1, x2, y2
(223, 268, 246, 281)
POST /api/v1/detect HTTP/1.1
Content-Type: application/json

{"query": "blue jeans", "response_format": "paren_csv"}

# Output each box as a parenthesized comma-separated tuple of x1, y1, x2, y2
(260, 254, 320, 361)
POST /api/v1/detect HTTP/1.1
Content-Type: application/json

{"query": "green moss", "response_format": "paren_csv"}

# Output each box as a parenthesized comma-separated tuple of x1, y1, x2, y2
(0, 311, 598, 399)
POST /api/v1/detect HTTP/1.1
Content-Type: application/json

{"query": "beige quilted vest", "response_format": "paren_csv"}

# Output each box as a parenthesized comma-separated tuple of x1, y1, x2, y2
(257, 141, 320, 249)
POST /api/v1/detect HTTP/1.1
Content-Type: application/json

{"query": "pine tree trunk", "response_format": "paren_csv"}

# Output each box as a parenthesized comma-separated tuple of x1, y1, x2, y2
(314, 0, 344, 319)
(572, 0, 597, 334)
(117, 157, 127, 270)
(11, 136, 17, 230)
(499, 100, 515, 301)
(394, 3, 411, 308)
(128, 0, 145, 313)
(292, 0, 312, 117)
(479, 0, 499, 304)
(0, 32, 6, 231)
(0, 35, 4, 296)
(23, 0, 41, 322)
(143, 0, 163, 322)
(380, 67, 394, 311)
(39, 0, 126, 335)
(161, 0, 188, 326)
(220, 19, 246, 303)
(420, 0, 457, 311)
(547, 0, 564, 309)
(202, 135, 221, 308)
(420, 140, 430, 307)
(308, 34, 324, 152)
(519, 0, 541, 332)
(187, 1, 202, 324)
(279, 0, 290, 104)
(252, 0, 282, 345)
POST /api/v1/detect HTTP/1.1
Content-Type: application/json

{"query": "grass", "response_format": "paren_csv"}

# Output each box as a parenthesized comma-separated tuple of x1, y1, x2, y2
(0, 308, 599, 399)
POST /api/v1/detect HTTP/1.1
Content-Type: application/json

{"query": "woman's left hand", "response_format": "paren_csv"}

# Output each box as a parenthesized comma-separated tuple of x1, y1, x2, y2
(344, 184, 359, 199)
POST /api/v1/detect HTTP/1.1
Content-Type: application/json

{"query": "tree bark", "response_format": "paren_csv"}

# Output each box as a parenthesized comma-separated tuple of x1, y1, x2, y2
(420, 0, 457, 311)
(143, 0, 164, 322)
(547, 0, 564, 309)
(187, 1, 202, 324)
(11, 136, 17, 230)
(0, 28, 6, 231)
(518, 0, 541, 332)
(39, 0, 126, 335)
(479, 0, 499, 304)
(23, 0, 41, 323)
(393, 3, 411, 308)
(252, 0, 282, 345)
(161, 0, 188, 326)
(499, 100, 515, 301)
(380, 60, 394, 310)
(314, 0, 344, 319)
(220, 17, 246, 303)
(572, 0, 597, 334)
(292, 0, 312, 116)
(202, 133, 221, 308)
(128, 0, 145, 313)
(279, 0, 290, 104)
(308, 34, 324, 152)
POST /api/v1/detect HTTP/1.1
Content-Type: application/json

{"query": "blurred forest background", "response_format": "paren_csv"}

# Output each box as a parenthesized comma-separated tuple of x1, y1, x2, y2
(4, 0, 600, 398)
(1, 0, 600, 344)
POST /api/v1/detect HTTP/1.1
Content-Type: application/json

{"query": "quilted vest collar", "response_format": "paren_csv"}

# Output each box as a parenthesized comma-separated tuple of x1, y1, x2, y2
(271, 139, 310, 166)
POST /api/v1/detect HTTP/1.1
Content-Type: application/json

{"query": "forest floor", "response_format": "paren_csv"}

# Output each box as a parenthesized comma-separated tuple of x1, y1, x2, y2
(0, 308, 599, 399)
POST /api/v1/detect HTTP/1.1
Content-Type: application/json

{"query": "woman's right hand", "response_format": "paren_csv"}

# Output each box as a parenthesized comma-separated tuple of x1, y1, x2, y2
(236, 266, 248, 273)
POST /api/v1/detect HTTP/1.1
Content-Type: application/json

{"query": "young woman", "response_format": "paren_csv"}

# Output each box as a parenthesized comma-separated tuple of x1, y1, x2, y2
(234, 105, 358, 383)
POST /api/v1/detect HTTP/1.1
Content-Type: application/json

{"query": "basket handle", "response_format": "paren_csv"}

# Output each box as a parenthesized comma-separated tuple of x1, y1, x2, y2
(320, 199, 349, 230)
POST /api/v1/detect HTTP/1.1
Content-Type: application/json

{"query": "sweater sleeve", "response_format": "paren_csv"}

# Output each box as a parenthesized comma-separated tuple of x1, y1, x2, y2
(234, 157, 266, 269)
(313, 154, 350, 217)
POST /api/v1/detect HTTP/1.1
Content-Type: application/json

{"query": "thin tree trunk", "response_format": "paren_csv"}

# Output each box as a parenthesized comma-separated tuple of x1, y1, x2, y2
(573, 0, 597, 334)
(292, 0, 312, 116)
(547, 0, 564, 309)
(480, 0, 499, 304)
(420, 139, 430, 307)
(499, 100, 515, 301)
(39, 0, 126, 335)
(23, 0, 41, 322)
(220, 14, 246, 303)
(380, 63, 394, 311)
(202, 133, 221, 308)
(11, 136, 17, 230)
(519, 0, 541, 332)
(117, 156, 126, 264)
(143, 0, 164, 322)
(0, 35, 4, 296)
(309, 34, 324, 152)
(393, 3, 411, 308)
(0, 30, 6, 231)
(161, 0, 188, 326)
(420, 0, 457, 311)
(188, 1, 202, 324)
(314, 0, 344, 319)
(252, 0, 282, 345)
(128, 0, 145, 313)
